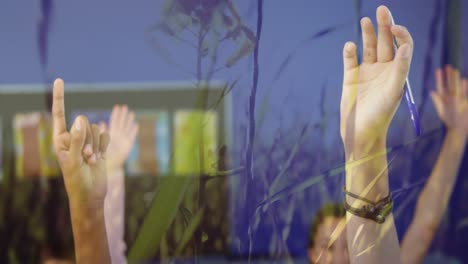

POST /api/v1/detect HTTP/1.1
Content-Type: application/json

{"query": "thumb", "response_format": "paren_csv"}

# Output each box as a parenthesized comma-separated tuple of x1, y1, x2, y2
(389, 44, 412, 99)
(69, 116, 86, 159)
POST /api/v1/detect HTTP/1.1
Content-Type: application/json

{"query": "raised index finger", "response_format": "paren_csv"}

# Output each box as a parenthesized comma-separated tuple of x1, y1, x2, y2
(52, 78, 67, 136)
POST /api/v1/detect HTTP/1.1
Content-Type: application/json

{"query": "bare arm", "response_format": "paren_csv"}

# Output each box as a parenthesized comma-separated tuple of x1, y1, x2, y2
(401, 131, 465, 263)
(103, 105, 138, 264)
(52, 79, 111, 264)
(401, 67, 468, 264)
(105, 168, 126, 263)
(340, 5, 414, 263)
(70, 203, 111, 264)
(344, 140, 401, 264)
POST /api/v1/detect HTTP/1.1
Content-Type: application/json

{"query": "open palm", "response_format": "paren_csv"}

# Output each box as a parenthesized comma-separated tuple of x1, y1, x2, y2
(101, 105, 139, 171)
(431, 65, 468, 136)
(341, 6, 414, 147)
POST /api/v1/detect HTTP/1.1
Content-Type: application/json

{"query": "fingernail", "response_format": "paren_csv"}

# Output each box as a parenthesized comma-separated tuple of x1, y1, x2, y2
(74, 119, 81, 131)
(399, 25, 407, 32)
(90, 154, 97, 163)
(85, 144, 92, 153)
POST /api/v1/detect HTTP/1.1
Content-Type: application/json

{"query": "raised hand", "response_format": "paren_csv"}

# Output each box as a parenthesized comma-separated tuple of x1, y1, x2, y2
(431, 65, 468, 137)
(99, 105, 138, 264)
(341, 6, 410, 263)
(100, 105, 139, 172)
(52, 78, 111, 264)
(340, 5, 414, 150)
(400, 66, 468, 264)
(52, 79, 110, 208)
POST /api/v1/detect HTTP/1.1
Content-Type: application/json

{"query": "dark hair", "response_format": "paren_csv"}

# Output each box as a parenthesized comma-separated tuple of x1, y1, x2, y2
(308, 203, 346, 248)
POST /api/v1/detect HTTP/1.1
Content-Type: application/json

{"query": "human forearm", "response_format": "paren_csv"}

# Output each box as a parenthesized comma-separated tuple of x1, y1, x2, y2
(102, 104, 137, 263)
(345, 138, 389, 202)
(401, 130, 466, 263)
(105, 167, 127, 263)
(415, 130, 466, 226)
(52, 80, 111, 264)
(338, 5, 414, 263)
(69, 203, 111, 264)
(345, 138, 401, 264)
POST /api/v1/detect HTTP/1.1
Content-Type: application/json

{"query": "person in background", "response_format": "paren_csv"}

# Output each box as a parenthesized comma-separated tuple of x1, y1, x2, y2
(308, 204, 348, 264)
(309, 65, 468, 263)
(101, 105, 139, 264)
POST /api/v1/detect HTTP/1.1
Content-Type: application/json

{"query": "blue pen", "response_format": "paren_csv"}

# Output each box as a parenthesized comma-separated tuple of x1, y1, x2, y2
(390, 15, 421, 136)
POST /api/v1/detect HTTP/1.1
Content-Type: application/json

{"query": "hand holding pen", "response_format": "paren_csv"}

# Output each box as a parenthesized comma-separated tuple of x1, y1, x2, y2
(340, 6, 415, 149)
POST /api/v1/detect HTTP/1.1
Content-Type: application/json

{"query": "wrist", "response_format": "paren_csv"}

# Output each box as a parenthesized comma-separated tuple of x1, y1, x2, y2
(345, 137, 389, 203)
(106, 164, 124, 175)
(446, 129, 467, 145)
(69, 198, 105, 217)
(344, 136, 387, 161)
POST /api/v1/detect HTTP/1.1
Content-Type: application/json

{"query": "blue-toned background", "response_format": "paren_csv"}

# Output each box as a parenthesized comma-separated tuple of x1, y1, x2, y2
(1, 0, 467, 262)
